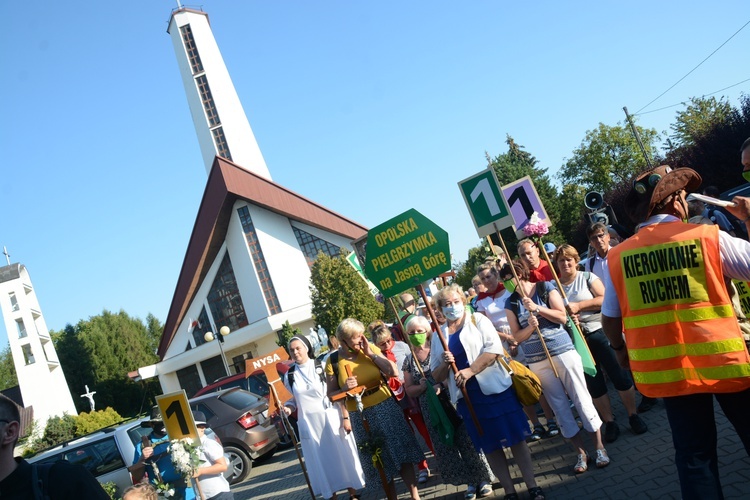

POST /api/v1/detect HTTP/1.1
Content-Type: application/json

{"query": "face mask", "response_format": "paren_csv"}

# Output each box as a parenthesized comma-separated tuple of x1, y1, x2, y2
(442, 304, 464, 321)
(408, 333, 428, 347)
(503, 280, 516, 294)
(743, 171, 750, 183)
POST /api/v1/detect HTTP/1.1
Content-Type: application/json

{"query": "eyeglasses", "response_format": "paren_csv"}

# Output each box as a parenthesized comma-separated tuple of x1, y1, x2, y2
(633, 168, 671, 194)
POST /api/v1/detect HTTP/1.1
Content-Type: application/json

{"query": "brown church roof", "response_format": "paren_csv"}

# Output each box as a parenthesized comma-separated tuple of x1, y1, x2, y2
(157, 157, 368, 358)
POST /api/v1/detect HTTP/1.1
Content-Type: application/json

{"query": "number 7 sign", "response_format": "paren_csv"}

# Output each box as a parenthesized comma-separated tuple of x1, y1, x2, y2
(458, 169, 515, 237)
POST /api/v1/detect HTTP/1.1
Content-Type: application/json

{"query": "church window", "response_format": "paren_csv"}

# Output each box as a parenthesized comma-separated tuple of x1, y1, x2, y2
(211, 127, 232, 161)
(191, 307, 213, 347)
(179, 24, 204, 74)
(196, 75, 221, 128)
(21, 344, 34, 365)
(176, 364, 202, 398)
(207, 253, 249, 332)
(16, 319, 26, 339)
(237, 207, 282, 315)
(292, 226, 342, 267)
(9, 292, 18, 311)
(201, 355, 228, 383)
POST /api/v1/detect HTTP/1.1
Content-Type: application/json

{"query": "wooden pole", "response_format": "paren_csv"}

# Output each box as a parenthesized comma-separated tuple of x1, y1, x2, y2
(268, 383, 315, 500)
(416, 284, 484, 435)
(493, 223, 559, 378)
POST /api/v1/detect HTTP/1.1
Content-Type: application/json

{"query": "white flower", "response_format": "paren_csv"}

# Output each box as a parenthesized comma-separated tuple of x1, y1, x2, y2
(166, 488, 175, 497)
(528, 211, 541, 225)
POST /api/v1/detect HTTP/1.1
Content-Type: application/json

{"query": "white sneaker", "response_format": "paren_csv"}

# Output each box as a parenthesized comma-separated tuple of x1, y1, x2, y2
(478, 481, 493, 497)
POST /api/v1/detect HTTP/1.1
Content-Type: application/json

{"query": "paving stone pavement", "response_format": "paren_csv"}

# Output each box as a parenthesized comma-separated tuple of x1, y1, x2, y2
(231, 386, 750, 500)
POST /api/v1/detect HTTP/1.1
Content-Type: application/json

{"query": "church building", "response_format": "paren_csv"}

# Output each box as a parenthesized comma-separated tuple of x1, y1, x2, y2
(138, 7, 367, 396)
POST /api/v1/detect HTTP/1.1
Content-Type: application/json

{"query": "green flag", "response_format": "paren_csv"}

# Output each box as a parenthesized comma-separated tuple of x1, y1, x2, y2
(567, 316, 597, 377)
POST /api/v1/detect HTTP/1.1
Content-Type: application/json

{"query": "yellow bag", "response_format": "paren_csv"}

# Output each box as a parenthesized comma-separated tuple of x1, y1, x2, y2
(497, 353, 543, 407)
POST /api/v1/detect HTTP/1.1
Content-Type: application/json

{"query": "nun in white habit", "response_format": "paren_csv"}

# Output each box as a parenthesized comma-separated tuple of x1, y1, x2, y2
(283, 335, 365, 499)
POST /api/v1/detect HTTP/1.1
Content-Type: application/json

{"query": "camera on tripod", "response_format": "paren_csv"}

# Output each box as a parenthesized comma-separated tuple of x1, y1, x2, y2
(584, 192, 618, 226)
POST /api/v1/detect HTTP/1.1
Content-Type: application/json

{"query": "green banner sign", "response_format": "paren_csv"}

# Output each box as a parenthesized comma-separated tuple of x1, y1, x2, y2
(364, 209, 450, 297)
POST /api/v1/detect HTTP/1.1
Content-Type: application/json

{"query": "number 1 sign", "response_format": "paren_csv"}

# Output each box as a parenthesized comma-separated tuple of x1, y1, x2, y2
(501, 176, 552, 238)
(156, 390, 200, 443)
(458, 169, 515, 238)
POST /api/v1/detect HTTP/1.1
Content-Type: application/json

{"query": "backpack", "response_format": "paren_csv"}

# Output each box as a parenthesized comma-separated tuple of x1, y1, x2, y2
(286, 358, 326, 388)
(707, 206, 748, 239)
(31, 462, 54, 500)
(508, 282, 550, 318)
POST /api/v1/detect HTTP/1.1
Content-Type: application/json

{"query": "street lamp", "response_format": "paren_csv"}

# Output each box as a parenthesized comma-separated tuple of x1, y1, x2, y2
(204, 326, 231, 375)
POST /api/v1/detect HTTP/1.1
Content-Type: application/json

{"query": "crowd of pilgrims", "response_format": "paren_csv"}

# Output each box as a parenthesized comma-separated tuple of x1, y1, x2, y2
(282, 225, 652, 500)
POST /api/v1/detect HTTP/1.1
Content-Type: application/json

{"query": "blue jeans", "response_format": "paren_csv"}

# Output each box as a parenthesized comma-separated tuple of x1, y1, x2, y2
(663, 388, 750, 500)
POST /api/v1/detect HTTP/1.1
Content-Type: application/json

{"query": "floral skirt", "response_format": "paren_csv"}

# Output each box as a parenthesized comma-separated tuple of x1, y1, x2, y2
(350, 396, 425, 488)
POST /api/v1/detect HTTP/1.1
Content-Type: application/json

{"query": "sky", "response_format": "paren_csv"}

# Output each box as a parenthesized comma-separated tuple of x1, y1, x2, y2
(1, 1, 748, 343)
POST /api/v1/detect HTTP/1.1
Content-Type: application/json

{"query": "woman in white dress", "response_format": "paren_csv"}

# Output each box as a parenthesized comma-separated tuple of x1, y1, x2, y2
(283, 335, 365, 500)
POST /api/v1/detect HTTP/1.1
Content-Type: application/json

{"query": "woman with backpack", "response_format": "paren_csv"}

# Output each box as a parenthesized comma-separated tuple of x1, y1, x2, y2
(552, 244, 648, 444)
(504, 259, 610, 474)
(283, 336, 365, 500)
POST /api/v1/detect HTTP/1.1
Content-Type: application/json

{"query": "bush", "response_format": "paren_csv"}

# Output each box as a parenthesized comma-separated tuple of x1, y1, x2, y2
(75, 407, 123, 436)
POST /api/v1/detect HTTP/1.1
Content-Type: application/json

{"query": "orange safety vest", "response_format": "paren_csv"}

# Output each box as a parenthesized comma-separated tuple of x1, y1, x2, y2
(608, 222, 750, 398)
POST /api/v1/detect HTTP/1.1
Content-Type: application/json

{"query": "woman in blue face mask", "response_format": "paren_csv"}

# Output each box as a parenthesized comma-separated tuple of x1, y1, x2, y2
(430, 285, 545, 500)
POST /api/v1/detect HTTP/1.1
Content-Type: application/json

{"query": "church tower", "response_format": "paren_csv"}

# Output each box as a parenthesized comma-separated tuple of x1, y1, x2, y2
(167, 8, 271, 179)
(0, 256, 77, 429)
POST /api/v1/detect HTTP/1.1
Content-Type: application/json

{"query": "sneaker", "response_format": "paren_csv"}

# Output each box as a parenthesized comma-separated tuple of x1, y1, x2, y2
(529, 424, 546, 441)
(629, 414, 648, 435)
(637, 396, 657, 413)
(546, 420, 560, 437)
(595, 448, 610, 468)
(418, 468, 430, 484)
(604, 420, 620, 443)
(574, 453, 589, 473)
(478, 481, 493, 497)
(465, 485, 477, 500)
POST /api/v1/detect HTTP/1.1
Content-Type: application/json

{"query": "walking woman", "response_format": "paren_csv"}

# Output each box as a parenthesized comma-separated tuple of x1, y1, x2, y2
(283, 335, 364, 500)
(431, 285, 544, 500)
(504, 260, 610, 473)
(327, 318, 424, 500)
(402, 315, 494, 500)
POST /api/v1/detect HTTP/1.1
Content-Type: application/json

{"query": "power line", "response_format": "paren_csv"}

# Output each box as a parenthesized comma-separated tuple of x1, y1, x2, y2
(634, 77, 750, 116)
(635, 19, 750, 115)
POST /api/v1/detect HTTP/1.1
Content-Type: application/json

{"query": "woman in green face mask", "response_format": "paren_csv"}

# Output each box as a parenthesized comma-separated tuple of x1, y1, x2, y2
(402, 314, 493, 499)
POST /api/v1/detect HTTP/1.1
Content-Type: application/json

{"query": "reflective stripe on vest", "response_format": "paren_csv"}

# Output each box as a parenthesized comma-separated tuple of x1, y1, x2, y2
(633, 363, 750, 385)
(622, 304, 735, 330)
(629, 337, 746, 361)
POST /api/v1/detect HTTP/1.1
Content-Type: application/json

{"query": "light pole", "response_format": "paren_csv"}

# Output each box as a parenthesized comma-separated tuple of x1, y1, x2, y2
(204, 325, 231, 376)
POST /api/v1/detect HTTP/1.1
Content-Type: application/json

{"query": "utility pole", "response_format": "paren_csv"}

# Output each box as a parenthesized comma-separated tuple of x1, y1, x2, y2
(623, 106, 652, 168)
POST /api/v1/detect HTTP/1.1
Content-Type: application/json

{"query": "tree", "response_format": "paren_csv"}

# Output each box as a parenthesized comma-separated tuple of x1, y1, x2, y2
(310, 251, 384, 338)
(485, 136, 563, 253)
(669, 96, 734, 148)
(454, 242, 492, 291)
(558, 122, 660, 195)
(51, 310, 162, 416)
(665, 94, 750, 193)
(0, 344, 18, 390)
(555, 183, 589, 252)
(276, 321, 301, 353)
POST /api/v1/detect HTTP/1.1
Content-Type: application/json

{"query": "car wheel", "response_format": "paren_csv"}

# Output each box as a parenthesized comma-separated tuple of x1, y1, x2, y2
(277, 429, 294, 449)
(224, 445, 251, 484)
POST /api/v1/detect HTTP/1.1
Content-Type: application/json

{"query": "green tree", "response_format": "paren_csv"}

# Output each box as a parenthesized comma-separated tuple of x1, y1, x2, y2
(665, 94, 750, 193)
(454, 242, 493, 290)
(0, 344, 18, 390)
(555, 183, 589, 252)
(485, 135, 563, 254)
(558, 122, 660, 195)
(51, 310, 162, 416)
(276, 321, 301, 353)
(668, 96, 734, 148)
(75, 407, 123, 435)
(310, 252, 384, 337)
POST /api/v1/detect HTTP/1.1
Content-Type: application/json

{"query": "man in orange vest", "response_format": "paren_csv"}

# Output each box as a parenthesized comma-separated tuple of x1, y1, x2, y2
(601, 165, 750, 500)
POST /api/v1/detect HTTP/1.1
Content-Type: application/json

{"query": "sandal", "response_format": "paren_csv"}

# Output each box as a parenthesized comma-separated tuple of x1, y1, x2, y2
(595, 448, 610, 468)
(528, 486, 545, 500)
(574, 452, 590, 473)
(529, 424, 546, 441)
(546, 420, 560, 437)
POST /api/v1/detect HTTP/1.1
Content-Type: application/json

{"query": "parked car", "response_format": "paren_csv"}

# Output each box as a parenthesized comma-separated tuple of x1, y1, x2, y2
(26, 417, 230, 495)
(189, 387, 279, 484)
(194, 369, 297, 448)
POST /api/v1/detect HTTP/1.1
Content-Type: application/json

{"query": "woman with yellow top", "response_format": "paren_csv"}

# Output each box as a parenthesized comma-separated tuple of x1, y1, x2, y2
(326, 318, 424, 500)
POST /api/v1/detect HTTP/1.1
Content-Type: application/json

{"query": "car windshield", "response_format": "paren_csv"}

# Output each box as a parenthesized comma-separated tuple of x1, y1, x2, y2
(219, 390, 261, 410)
(127, 424, 154, 447)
